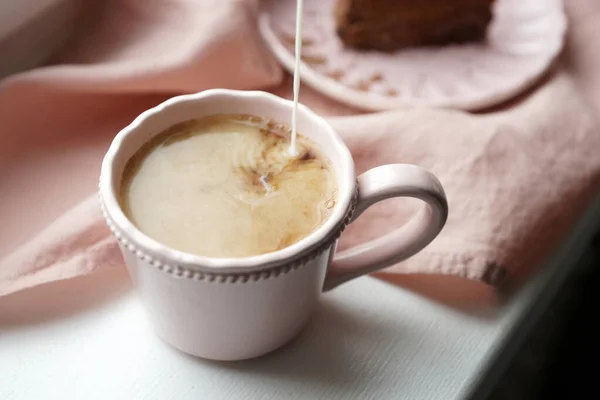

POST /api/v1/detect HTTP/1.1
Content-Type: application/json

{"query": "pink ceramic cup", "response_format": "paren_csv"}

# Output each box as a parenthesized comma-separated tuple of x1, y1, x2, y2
(99, 89, 448, 361)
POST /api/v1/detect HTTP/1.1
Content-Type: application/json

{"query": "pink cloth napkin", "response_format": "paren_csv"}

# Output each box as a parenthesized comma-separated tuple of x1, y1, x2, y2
(1, 0, 600, 298)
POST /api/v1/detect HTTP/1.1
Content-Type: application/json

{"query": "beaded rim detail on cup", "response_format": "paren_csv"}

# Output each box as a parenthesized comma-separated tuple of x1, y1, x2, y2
(98, 185, 358, 284)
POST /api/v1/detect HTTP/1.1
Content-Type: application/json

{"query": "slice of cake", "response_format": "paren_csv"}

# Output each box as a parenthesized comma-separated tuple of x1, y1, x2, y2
(335, 0, 495, 51)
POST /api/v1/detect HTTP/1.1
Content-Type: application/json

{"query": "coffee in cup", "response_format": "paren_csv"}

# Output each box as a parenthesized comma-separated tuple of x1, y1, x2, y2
(119, 114, 337, 258)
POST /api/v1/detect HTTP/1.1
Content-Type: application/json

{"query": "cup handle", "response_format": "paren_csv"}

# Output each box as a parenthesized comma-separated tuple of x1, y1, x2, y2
(323, 164, 448, 291)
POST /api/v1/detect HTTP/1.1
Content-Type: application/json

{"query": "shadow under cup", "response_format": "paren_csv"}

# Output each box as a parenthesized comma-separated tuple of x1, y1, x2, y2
(99, 90, 358, 361)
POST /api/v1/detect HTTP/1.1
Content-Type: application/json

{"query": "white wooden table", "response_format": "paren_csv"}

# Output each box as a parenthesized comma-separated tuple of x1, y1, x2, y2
(2, 194, 598, 400)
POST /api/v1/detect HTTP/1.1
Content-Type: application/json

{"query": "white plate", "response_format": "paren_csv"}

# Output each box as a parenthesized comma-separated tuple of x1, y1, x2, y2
(259, 0, 567, 111)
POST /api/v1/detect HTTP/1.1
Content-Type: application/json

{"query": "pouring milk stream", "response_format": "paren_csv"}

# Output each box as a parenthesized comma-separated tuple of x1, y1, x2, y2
(289, 0, 304, 156)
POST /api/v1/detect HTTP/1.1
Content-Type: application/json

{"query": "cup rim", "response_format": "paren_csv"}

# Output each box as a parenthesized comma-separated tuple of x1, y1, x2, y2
(99, 89, 356, 273)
